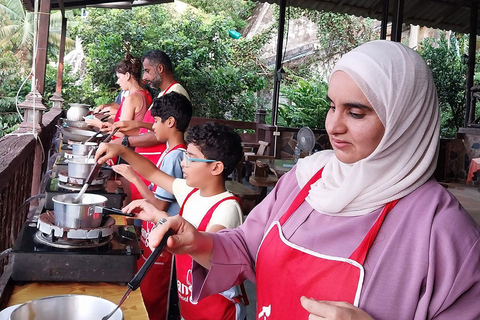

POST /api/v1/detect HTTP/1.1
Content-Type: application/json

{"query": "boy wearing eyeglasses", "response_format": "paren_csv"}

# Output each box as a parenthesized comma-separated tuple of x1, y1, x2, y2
(111, 91, 191, 320)
(96, 122, 247, 320)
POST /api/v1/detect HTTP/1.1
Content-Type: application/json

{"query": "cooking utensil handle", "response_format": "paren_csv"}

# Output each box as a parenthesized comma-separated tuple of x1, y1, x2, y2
(128, 228, 173, 291)
(101, 207, 135, 217)
(84, 161, 102, 185)
(102, 127, 119, 143)
(84, 130, 102, 143)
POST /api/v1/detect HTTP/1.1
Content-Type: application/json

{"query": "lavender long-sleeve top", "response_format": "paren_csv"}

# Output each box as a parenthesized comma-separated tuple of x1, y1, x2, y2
(191, 168, 480, 319)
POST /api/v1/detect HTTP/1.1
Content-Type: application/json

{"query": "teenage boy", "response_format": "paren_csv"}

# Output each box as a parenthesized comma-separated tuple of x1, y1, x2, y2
(96, 123, 247, 320)
(112, 91, 192, 320)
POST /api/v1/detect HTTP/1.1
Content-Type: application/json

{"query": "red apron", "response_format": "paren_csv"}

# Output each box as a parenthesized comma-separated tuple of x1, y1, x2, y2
(176, 189, 243, 320)
(137, 143, 186, 320)
(255, 168, 398, 319)
(131, 83, 177, 200)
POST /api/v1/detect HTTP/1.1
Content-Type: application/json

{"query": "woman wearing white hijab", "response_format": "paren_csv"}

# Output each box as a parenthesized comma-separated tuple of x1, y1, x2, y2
(147, 40, 480, 319)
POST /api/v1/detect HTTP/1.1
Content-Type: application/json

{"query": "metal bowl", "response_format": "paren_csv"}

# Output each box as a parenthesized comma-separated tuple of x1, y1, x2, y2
(9, 294, 123, 320)
(61, 126, 104, 142)
(64, 119, 94, 130)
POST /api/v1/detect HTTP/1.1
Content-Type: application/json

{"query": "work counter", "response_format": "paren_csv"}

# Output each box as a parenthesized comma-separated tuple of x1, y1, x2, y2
(5, 282, 148, 319)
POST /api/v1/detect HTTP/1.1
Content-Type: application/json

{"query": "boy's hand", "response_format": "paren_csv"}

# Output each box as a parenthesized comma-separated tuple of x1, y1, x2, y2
(95, 142, 125, 164)
(123, 199, 165, 222)
(148, 215, 201, 255)
(112, 164, 138, 183)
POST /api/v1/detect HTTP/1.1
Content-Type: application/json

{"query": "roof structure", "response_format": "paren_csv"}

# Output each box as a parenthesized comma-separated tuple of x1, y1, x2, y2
(251, 0, 476, 35)
(21, 0, 477, 34)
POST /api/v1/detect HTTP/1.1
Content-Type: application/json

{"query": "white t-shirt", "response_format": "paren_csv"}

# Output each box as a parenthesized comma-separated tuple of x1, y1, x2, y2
(159, 83, 190, 101)
(172, 179, 243, 230)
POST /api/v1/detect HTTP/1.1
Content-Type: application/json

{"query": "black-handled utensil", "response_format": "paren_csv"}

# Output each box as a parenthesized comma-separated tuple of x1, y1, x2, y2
(101, 127, 119, 143)
(84, 130, 102, 143)
(102, 228, 173, 320)
(95, 206, 135, 217)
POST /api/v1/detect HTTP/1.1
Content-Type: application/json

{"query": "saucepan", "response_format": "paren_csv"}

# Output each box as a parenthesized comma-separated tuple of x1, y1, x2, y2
(71, 142, 98, 156)
(67, 157, 96, 179)
(8, 294, 123, 320)
(52, 194, 134, 228)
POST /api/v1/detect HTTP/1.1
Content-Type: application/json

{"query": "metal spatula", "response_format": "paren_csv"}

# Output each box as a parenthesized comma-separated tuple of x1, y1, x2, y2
(101, 228, 173, 320)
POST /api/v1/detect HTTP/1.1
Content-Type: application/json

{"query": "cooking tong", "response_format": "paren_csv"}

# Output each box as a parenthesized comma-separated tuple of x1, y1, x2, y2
(102, 228, 173, 320)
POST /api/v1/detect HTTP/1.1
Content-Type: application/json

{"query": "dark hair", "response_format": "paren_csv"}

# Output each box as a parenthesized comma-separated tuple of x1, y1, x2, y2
(115, 53, 143, 84)
(186, 123, 243, 179)
(151, 92, 192, 132)
(141, 50, 173, 73)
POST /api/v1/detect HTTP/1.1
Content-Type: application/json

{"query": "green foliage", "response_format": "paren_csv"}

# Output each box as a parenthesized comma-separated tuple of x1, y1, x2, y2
(182, 0, 256, 30)
(0, 48, 27, 137)
(418, 33, 467, 138)
(71, 4, 269, 121)
(277, 71, 329, 129)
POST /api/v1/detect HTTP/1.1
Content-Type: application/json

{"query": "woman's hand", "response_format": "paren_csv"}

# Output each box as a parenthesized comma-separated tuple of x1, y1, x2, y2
(123, 199, 165, 222)
(112, 164, 138, 183)
(84, 116, 103, 129)
(300, 297, 374, 320)
(148, 216, 201, 253)
(100, 122, 113, 132)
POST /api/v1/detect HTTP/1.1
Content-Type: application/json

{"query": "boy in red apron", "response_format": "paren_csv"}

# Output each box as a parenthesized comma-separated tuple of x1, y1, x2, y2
(111, 92, 192, 320)
(97, 123, 247, 320)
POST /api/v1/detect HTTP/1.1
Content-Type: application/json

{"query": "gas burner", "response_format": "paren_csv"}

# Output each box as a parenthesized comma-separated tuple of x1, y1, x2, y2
(37, 211, 115, 240)
(63, 150, 80, 159)
(35, 232, 113, 249)
(58, 171, 107, 186)
(57, 181, 106, 191)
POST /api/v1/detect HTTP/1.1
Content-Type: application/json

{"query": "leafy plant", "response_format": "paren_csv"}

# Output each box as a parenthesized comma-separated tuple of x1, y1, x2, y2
(418, 33, 467, 138)
(71, 4, 269, 120)
(277, 71, 329, 129)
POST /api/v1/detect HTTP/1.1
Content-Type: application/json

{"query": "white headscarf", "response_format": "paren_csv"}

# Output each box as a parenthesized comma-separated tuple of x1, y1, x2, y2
(295, 40, 440, 216)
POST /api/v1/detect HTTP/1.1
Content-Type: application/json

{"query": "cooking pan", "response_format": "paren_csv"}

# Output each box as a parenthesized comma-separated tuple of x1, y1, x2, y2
(52, 194, 133, 228)
(9, 295, 123, 320)
(61, 126, 104, 142)
(64, 118, 94, 130)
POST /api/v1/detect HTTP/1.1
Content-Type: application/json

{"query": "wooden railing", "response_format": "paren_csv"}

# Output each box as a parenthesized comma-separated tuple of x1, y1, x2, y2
(0, 108, 63, 277)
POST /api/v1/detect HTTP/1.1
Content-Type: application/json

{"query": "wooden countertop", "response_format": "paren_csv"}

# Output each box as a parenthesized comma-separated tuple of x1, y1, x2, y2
(7, 282, 148, 319)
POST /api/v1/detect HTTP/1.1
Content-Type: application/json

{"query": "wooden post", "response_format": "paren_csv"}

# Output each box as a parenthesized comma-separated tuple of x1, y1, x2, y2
(34, 0, 51, 95)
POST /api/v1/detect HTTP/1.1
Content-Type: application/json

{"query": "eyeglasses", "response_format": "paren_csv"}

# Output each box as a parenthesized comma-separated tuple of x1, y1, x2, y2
(182, 151, 217, 167)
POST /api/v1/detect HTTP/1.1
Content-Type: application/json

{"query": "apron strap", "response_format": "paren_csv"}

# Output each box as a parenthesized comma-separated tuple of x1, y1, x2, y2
(279, 168, 324, 226)
(349, 199, 399, 264)
(197, 196, 240, 232)
(179, 188, 199, 217)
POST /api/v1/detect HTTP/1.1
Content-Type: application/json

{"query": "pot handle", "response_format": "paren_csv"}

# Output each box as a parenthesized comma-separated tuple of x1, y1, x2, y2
(95, 206, 135, 217)
(128, 228, 173, 291)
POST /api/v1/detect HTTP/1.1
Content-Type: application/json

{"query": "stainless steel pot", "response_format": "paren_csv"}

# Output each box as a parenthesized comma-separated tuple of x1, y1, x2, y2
(66, 103, 90, 121)
(9, 294, 123, 320)
(52, 193, 108, 228)
(71, 142, 98, 156)
(67, 157, 96, 179)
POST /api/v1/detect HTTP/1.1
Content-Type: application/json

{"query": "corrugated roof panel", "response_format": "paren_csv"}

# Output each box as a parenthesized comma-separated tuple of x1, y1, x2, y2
(21, 0, 480, 34)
